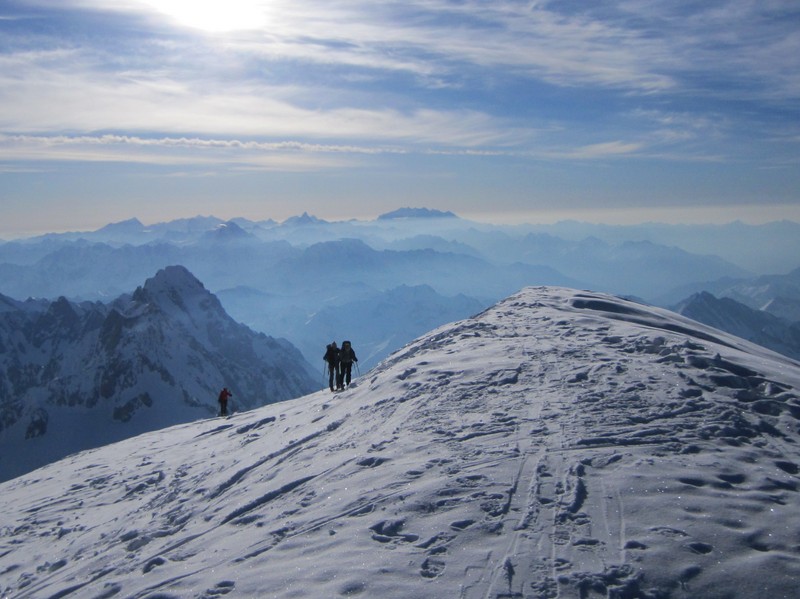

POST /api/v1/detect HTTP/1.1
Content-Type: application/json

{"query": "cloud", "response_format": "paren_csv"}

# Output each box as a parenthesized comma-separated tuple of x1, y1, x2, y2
(2, 0, 798, 172)
(204, 0, 676, 92)
(561, 140, 645, 160)
(0, 49, 526, 148)
(0, 132, 529, 172)
(11, 0, 799, 103)
(615, 0, 800, 103)
(0, 133, 368, 171)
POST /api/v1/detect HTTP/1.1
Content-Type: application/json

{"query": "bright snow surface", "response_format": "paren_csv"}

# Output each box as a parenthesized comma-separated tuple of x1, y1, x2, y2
(2, 287, 800, 599)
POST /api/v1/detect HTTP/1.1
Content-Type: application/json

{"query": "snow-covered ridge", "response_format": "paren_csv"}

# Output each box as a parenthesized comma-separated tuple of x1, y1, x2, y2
(1, 287, 799, 598)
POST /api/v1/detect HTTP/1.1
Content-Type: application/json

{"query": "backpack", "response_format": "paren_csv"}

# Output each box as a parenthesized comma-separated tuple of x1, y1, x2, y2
(341, 341, 353, 362)
(324, 344, 338, 362)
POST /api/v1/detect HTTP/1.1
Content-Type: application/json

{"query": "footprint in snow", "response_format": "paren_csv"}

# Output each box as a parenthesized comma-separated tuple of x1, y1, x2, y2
(198, 580, 235, 597)
(420, 556, 446, 578)
(370, 519, 419, 544)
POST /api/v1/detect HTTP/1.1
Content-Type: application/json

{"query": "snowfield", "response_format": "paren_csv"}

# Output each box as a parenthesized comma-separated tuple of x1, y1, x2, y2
(2, 287, 800, 598)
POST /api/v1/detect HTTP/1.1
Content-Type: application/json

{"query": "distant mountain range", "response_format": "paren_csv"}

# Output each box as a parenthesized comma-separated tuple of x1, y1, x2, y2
(662, 267, 800, 318)
(660, 265, 800, 362)
(0, 265, 317, 483)
(535, 219, 800, 274)
(1, 210, 799, 369)
(673, 291, 800, 361)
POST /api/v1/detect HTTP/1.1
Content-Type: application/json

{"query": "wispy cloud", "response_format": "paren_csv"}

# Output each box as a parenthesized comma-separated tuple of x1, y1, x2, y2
(558, 141, 645, 160)
(12, 0, 800, 98)
(0, 132, 529, 172)
(5, 1, 798, 142)
(0, 58, 525, 149)
(0, 133, 368, 171)
(205, 0, 677, 92)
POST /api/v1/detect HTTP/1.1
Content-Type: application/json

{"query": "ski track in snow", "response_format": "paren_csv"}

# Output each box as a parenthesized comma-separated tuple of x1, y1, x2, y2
(2, 287, 800, 598)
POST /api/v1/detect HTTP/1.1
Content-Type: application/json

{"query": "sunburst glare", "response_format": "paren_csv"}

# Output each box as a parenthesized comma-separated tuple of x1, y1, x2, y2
(141, 0, 269, 32)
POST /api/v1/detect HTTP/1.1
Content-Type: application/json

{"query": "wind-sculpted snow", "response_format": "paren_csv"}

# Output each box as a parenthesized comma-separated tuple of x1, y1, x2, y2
(2, 287, 800, 598)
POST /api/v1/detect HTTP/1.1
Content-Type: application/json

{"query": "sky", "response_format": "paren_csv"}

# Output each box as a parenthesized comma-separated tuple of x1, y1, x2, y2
(1, 0, 799, 237)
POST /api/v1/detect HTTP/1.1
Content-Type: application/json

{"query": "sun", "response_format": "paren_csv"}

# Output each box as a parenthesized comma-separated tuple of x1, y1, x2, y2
(142, 0, 268, 33)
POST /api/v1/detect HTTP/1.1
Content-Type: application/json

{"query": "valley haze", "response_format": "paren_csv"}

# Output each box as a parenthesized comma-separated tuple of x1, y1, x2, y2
(2, 209, 799, 372)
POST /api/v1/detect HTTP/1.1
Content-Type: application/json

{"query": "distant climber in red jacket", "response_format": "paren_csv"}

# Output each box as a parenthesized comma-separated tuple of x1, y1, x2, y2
(218, 387, 232, 417)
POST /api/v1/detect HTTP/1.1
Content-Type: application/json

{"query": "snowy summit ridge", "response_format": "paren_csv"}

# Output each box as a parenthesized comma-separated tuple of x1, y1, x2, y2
(2, 287, 800, 598)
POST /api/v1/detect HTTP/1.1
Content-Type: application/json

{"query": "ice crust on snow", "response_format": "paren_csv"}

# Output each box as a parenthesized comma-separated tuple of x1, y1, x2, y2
(1, 287, 800, 598)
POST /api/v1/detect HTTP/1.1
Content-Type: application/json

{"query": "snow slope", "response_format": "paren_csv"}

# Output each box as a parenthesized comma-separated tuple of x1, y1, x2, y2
(2, 287, 800, 598)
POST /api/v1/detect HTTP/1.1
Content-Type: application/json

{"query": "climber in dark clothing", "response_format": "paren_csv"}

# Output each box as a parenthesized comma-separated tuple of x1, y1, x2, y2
(323, 342, 340, 392)
(218, 387, 232, 417)
(337, 340, 358, 390)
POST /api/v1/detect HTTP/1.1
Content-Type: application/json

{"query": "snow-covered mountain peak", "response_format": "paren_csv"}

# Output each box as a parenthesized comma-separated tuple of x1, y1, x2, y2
(134, 264, 222, 320)
(0, 266, 318, 484)
(97, 217, 145, 234)
(378, 207, 458, 220)
(2, 287, 799, 598)
(141, 264, 206, 296)
(201, 221, 253, 243)
(282, 211, 325, 226)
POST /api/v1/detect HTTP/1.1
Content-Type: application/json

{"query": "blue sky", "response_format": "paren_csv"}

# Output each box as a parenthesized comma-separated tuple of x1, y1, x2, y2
(1, 0, 799, 236)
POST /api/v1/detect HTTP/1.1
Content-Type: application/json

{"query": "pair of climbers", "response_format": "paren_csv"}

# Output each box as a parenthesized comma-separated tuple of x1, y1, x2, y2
(216, 340, 357, 417)
(323, 340, 358, 392)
